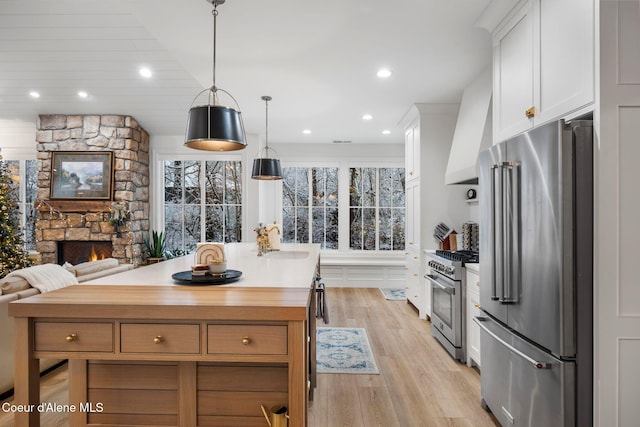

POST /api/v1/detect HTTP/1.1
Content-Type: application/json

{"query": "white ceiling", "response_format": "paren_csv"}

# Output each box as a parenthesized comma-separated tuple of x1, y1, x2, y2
(0, 0, 493, 145)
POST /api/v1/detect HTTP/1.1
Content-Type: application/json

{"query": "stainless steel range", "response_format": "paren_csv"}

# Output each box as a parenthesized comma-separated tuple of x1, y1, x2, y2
(425, 249, 478, 363)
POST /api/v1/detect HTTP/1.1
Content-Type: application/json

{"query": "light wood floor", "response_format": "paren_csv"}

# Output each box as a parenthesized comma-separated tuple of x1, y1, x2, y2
(0, 287, 499, 427)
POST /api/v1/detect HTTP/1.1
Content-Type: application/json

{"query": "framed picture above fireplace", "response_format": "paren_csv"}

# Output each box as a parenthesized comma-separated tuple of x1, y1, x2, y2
(50, 151, 114, 200)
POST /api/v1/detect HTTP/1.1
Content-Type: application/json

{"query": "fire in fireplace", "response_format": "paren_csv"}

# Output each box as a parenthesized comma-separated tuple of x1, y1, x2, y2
(58, 241, 113, 265)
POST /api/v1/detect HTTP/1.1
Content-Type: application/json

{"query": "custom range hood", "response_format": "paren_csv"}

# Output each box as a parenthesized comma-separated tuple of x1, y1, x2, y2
(445, 66, 492, 185)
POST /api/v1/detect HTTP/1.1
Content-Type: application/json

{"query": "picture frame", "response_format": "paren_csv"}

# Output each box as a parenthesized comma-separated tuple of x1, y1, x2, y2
(50, 151, 114, 200)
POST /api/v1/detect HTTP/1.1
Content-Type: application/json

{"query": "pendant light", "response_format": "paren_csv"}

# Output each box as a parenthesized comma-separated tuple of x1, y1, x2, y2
(251, 95, 283, 180)
(184, 0, 246, 151)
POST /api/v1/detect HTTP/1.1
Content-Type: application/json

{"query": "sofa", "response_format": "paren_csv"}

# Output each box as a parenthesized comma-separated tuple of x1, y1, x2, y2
(0, 258, 133, 395)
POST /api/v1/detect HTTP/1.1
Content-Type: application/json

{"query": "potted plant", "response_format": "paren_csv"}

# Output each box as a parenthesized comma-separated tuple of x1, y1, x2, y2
(143, 230, 166, 264)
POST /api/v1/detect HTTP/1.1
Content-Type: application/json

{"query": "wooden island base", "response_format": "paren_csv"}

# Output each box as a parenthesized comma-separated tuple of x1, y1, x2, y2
(11, 285, 315, 427)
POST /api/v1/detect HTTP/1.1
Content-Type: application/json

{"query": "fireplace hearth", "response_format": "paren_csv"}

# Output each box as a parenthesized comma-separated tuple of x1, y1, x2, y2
(58, 241, 113, 265)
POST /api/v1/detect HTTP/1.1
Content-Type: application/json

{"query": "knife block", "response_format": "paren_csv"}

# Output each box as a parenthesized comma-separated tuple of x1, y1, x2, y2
(439, 232, 458, 251)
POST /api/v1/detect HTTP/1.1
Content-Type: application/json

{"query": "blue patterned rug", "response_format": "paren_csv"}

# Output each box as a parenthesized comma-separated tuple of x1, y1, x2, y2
(316, 327, 379, 374)
(379, 288, 406, 300)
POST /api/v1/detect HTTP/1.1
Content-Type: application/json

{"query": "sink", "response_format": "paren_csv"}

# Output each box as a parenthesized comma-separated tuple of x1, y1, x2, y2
(265, 250, 310, 259)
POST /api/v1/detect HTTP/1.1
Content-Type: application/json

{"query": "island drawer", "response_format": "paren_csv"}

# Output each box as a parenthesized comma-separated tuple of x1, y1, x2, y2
(35, 321, 113, 352)
(207, 325, 287, 355)
(120, 323, 200, 354)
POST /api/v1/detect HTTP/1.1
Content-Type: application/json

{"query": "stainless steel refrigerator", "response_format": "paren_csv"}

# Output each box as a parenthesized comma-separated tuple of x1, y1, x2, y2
(476, 119, 593, 427)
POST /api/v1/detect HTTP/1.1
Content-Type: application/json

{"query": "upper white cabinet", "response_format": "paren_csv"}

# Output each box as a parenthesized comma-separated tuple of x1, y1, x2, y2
(493, 0, 595, 142)
(405, 121, 420, 183)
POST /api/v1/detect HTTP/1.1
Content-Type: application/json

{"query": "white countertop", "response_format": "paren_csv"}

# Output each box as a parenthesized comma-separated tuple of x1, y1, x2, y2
(85, 243, 321, 288)
(465, 262, 480, 274)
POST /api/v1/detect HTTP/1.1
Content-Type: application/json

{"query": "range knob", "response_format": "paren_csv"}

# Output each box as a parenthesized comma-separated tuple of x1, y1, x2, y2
(445, 266, 455, 275)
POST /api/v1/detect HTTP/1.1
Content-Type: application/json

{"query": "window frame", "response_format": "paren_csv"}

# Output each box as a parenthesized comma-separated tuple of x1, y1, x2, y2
(280, 164, 340, 249)
(1, 153, 37, 252)
(155, 152, 245, 253)
(280, 159, 405, 253)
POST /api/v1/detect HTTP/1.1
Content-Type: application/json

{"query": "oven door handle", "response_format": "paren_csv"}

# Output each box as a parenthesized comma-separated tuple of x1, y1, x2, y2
(424, 274, 455, 295)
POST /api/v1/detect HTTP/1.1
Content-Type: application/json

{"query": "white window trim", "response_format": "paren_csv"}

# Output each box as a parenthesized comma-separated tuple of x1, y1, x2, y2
(1, 149, 37, 252)
(153, 151, 246, 245)
(281, 159, 405, 255)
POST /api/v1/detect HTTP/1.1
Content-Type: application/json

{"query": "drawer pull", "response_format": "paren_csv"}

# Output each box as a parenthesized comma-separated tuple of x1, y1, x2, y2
(474, 304, 481, 308)
(66, 333, 77, 343)
(525, 106, 536, 118)
(153, 336, 164, 344)
(242, 337, 251, 345)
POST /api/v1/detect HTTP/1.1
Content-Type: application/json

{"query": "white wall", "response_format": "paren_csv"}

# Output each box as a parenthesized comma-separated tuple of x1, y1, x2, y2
(413, 104, 476, 249)
(596, 2, 640, 425)
(0, 119, 37, 157)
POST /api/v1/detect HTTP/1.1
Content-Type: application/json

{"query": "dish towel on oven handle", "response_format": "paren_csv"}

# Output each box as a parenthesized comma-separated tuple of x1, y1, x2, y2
(315, 277, 329, 324)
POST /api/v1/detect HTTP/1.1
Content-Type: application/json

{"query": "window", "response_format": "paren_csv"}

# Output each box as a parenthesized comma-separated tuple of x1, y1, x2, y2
(282, 167, 338, 249)
(164, 160, 242, 253)
(282, 165, 405, 251)
(4, 159, 37, 251)
(349, 167, 405, 251)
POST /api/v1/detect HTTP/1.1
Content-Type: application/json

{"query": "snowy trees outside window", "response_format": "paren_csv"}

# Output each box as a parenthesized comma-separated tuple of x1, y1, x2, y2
(282, 166, 405, 251)
(282, 167, 338, 249)
(349, 167, 405, 251)
(164, 160, 242, 254)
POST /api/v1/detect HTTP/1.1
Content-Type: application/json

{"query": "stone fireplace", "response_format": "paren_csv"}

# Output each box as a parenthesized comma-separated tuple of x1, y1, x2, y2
(35, 114, 150, 267)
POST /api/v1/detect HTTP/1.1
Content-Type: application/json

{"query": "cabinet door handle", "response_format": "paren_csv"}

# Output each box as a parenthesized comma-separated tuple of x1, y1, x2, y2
(474, 304, 481, 309)
(153, 336, 164, 344)
(66, 333, 77, 343)
(525, 106, 535, 118)
(242, 337, 251, 345)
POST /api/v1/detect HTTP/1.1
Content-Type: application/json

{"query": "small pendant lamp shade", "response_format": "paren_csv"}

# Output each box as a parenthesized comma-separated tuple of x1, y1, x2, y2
(185, 104, 246, 151)
(251, 95, 282, 180)
(252, 157, 282, 180)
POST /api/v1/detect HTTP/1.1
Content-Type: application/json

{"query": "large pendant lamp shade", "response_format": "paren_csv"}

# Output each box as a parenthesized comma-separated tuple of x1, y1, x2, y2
(184, 0, 247, 151)
(252, 96, 282, 180)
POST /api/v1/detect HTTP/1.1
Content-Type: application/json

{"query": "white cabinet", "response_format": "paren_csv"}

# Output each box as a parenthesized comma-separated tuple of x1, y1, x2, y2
(405, 252, 425, 319)
(466, 267, 481, 368)
(405, 182, 420, 252)
(405, 121, 420, 183)
(401, 104, 459, 320)
(493, 0, 595, 142)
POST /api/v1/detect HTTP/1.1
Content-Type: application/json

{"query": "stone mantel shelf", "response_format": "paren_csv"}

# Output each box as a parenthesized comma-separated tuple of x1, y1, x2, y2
(36, 200, 113, 213)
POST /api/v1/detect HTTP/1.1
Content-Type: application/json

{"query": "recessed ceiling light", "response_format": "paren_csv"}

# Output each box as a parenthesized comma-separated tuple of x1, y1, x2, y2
(139, 67, 152, 78)
(382, 130, 391, 135)
(302, 129, 311, 135)
(376, 69, 392, 78)
(29, 91, 40, 98)
(78, 91, 88, 98)
(362, 114, 373, 121)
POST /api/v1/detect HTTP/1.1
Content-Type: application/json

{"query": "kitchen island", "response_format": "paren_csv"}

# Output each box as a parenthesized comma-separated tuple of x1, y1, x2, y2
(9, 243, 320, 427)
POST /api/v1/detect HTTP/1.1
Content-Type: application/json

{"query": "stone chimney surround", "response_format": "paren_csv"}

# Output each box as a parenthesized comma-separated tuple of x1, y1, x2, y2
(35, 114, 150, 267)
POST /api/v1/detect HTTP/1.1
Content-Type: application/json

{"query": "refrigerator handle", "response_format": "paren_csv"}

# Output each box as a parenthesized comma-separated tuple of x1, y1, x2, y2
(473, 317, 554, 369)
(502, 161, 520, 303)
(490, 164, 500, 301)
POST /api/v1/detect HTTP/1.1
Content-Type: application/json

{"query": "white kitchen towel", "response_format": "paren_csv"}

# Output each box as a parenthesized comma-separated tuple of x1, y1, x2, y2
(7, 263, 78, 293)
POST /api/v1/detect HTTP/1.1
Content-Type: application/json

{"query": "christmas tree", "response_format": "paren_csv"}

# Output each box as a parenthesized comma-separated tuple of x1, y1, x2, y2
(0, 152, 32, 278)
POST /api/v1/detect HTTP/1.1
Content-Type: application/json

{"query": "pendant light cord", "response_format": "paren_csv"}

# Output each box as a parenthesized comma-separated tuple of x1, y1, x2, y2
(211, 4, 219, 104)
(262, 95, 272, 156)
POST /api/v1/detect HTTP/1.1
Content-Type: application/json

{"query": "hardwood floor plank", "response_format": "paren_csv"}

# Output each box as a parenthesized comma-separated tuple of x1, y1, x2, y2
(0, 287, 499, 427)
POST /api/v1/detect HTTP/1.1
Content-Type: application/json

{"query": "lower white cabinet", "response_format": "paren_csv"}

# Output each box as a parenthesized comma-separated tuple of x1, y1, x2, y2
(466, 268, 481, 368)
(406, 252, 426, 319)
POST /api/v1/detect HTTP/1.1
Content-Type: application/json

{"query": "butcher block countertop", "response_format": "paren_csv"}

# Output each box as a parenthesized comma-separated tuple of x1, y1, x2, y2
(8, 285, 313, 320)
